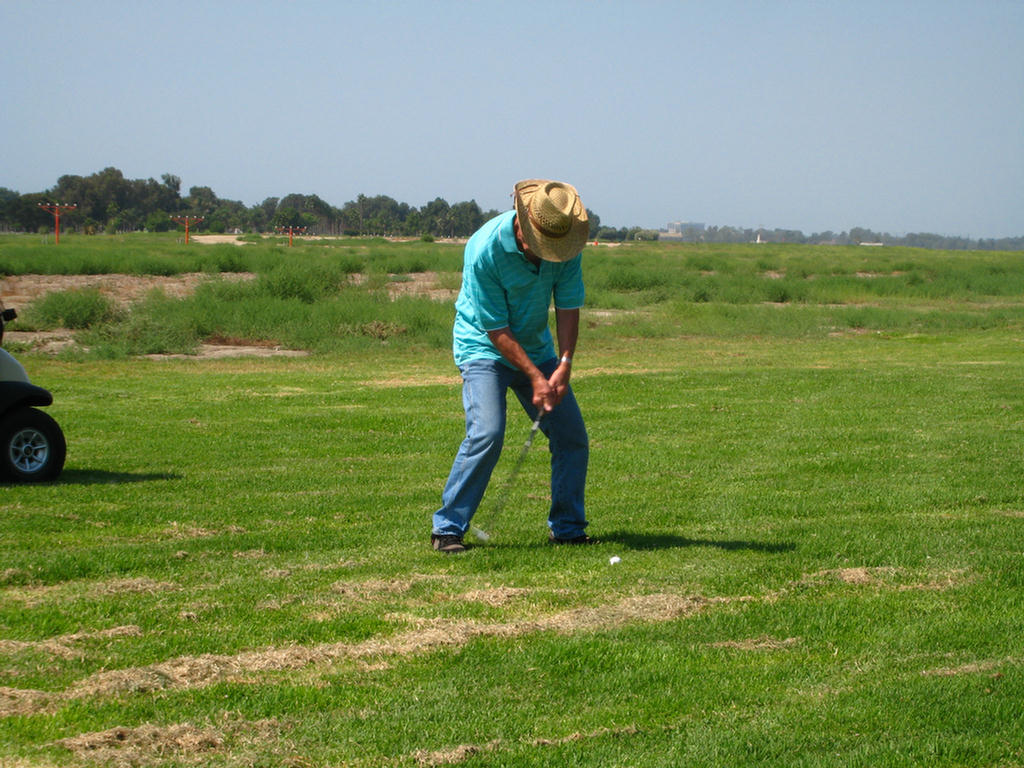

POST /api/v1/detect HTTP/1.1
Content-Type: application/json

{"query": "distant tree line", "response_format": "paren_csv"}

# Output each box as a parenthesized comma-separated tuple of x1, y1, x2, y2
(661, 224, 1024, 251)
(1, 167, 1019, 251)
(0, 167, 509, 239)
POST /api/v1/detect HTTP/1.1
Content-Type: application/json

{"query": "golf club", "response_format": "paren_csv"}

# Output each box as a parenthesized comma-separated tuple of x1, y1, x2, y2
(471, 412, 545, 542)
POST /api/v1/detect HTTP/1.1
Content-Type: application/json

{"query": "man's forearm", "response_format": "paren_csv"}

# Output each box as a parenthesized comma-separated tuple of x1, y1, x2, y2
(487, 327, 559, 411)
(487, 328, 544, 381)
(555, 308, 580, 361)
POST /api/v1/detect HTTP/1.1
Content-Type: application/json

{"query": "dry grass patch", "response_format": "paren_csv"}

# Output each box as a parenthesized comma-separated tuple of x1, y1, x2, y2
(8, 582, 976, 720)
(1, 577, 177, 608)
(534, 593, 706, 633)
(0, 625, 142, 660)
(0, 685, 55, 717)
(1, 592, 709, 717)
(921, 657, 1019, 677)
(232, 548, 267, 559)
(897, 568, 971, 592)
(162, 523, 216, 540)
(811, 567, 897, 585)
(262, 568, 293, 579)
(414, 739, 502, 766)
(58, 723, 222, 764)
(996, 509, 1024, 518)
(412, 725, 645, 767)
(458, 586, 533, 607)
(0, 568, 28, 586)
(298, 574, 453, 622)
(89, 578, 178, 597)
(1, 582, 68, 607)
(796, 566, 969, 592)
(710, 635, 801, 651)
(56, 715, 286, 766)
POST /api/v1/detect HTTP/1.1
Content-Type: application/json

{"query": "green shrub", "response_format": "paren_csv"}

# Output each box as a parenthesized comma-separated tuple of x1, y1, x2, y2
(24, 288, 122, 329)
(258, 263, 349, 303)
(78, 290, 200, 355)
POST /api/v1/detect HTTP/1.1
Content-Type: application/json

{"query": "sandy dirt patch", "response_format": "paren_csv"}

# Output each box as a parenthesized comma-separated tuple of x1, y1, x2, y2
(190, 234, 249, 245)
(0, 272, 256, 309)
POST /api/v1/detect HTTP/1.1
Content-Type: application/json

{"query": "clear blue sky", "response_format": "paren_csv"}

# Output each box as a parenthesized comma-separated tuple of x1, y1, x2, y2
(2, 0, 1021, 238)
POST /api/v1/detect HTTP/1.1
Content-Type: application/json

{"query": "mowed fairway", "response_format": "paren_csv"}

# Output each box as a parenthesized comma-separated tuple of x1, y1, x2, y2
(1, 238, 1023, 766)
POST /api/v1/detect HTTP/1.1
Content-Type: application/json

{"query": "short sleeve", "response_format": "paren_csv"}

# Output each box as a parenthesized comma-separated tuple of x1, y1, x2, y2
(466, 252, 509, 331)
(553, 253, 584, 309)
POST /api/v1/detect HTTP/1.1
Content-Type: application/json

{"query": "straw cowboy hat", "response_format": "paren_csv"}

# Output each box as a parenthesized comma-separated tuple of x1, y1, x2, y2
(513, 179, 589, 263)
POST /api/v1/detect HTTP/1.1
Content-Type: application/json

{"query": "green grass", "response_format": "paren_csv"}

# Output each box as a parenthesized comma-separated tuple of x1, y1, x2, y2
(0, 235, 1022, 766)
(0, 232, 462, 279)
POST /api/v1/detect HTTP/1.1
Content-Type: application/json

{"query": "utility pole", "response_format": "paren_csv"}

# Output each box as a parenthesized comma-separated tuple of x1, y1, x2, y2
(276, 225, 307, 247)
(37, 202, 77, 244)
(171, 215, 204, 244)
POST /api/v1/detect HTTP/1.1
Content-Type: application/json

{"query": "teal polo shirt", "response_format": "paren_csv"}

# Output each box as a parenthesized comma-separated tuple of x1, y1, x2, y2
(453, 210, 584, 367)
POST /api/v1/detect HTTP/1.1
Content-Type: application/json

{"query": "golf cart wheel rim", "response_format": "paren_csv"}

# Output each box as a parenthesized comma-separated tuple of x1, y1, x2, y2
(9, 427, 50, 474)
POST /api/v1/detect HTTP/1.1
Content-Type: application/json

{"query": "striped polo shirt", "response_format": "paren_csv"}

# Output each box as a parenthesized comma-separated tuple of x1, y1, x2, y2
(453, 210, 584, 367)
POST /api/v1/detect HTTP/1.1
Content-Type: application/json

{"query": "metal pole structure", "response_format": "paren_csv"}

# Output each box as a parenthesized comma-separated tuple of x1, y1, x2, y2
(171, 215, 204, 244)
(275, 225, 307, 246)
(38, 202, 77, 244)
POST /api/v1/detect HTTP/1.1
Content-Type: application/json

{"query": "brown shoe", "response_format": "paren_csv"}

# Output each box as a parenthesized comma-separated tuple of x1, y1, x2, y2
(431, 534, 466, 553)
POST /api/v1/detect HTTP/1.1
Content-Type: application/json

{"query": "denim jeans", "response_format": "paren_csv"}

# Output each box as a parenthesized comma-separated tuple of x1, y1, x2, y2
(433, 357, 589, 539)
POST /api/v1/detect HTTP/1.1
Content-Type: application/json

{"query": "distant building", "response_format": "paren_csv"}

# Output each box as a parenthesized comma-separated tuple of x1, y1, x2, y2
(662, 221, 705, 241)
(666, 221, 704, 235)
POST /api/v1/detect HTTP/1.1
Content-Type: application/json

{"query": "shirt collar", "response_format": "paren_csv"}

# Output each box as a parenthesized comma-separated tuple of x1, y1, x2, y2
(502, 212, 541, 272)
(498, 210, 521, 254)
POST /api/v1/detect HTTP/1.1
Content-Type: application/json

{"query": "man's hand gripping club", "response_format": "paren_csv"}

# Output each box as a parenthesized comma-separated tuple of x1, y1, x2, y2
(487, 326, 574, 413)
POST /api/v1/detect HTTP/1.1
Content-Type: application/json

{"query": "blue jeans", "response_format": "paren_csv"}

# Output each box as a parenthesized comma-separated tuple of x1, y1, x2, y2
(433, 357, 589, 539)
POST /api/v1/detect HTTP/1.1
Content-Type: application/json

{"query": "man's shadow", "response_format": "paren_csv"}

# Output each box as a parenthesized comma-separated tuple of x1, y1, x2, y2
(601, 530, 795, 554)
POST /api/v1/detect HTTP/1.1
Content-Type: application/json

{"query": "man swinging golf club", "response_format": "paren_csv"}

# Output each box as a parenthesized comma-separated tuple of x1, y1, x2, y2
(431, 179, 592, 553)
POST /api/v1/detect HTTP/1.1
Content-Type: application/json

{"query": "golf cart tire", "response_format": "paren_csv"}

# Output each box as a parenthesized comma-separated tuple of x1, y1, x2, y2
(0, 407, 66, 483)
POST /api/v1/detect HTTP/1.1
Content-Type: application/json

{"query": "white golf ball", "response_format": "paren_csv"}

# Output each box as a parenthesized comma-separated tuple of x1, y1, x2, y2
(609, 556, 621, 565)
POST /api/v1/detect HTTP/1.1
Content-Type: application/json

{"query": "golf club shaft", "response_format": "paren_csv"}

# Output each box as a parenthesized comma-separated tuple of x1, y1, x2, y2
(473, 413, 545, 536)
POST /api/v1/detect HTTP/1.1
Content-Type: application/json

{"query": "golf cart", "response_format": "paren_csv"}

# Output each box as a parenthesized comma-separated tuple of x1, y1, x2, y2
(0, 300, 66, 482)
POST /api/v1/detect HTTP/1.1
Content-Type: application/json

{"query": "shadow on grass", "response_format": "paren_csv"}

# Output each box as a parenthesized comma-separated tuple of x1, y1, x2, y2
(57, 469, 182, 485)
(601, 530, 795, 554)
